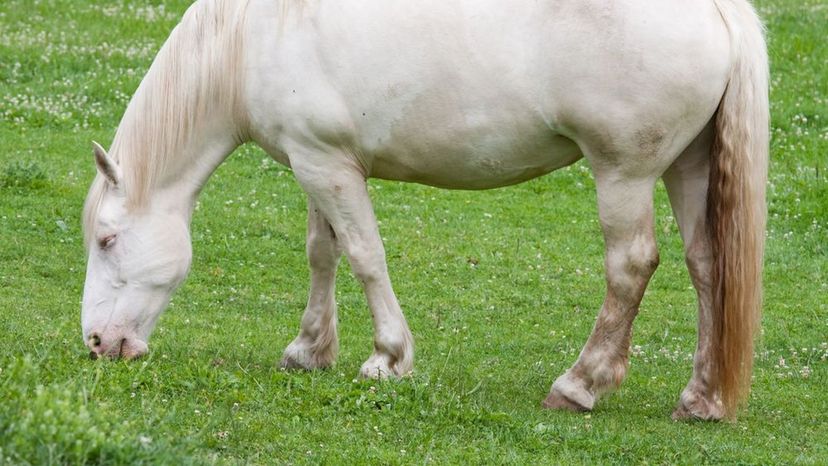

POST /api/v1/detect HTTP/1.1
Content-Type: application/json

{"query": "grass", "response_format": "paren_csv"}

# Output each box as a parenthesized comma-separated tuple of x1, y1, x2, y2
(0, 0, 826, 464)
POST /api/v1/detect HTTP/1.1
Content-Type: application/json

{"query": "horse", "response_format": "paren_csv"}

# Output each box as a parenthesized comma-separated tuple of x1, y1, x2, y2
(81, 0, 768, 420)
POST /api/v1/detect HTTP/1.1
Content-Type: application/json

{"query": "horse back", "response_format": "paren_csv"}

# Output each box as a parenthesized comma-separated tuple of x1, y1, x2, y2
(244, 0, 732, 186)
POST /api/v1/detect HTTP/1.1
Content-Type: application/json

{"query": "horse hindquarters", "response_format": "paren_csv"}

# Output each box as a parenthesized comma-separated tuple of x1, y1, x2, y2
(691, 0, 768, 420)
(544, 165, 661, 411)
(665, 0, 768, 421)
(663, 122, 723, 420)
(544, 0, 767, 421)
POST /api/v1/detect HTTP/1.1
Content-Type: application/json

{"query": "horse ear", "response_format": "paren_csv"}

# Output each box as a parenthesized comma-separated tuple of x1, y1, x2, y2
(92, 141, 121, 186)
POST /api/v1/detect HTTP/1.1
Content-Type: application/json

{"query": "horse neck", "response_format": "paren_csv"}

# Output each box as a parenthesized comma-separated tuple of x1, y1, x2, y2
(110, 0, 249, 220)
(110, 84, 244, 221)
(150, 116, 241, 221)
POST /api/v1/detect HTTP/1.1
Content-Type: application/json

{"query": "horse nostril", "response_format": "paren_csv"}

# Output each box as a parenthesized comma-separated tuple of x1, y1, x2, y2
(89, 351, 99, 360)
(89, 333, 101, 347)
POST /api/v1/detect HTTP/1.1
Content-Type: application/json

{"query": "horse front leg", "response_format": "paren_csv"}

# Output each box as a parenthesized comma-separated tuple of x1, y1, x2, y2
(544, 175, 659, 411)
(281, 200, 343, 370)
(290, 154, 414, 379)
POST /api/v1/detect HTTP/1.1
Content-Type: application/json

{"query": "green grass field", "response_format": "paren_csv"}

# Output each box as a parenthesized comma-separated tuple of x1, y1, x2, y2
(1, 1, 826, 464)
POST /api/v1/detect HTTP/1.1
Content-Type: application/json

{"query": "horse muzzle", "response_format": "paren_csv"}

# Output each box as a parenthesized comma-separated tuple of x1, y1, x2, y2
(86, 332, 148, 360)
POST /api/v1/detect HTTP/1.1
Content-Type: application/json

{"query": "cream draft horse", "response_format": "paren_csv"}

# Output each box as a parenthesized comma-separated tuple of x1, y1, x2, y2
(81, 0, 768, 420)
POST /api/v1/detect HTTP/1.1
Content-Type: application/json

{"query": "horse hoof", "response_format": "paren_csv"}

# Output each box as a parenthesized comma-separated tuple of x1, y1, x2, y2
(671, 404, 694, 421)
(542, 388, 591, 412)
(279, 353, 309, 370)
(359, 352, 405, 379)
(280, 344, 332, 371)
(543, 372, 595, 412)
(359, 363, 394, 380)
(671, 403, 724, 421)
(671, 392, 724, 421)
(358, 347, 415, 380)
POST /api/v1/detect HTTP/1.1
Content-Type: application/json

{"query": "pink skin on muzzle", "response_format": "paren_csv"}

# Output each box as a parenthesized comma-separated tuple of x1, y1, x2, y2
(86, 332, 148, 360)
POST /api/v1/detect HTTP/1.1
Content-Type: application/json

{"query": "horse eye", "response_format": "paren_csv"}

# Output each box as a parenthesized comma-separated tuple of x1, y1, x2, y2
(98, 234, 117, 250)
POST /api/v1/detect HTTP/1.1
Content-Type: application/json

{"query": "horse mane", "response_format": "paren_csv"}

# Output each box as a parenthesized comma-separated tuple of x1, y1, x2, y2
(84, 0, 249, 246)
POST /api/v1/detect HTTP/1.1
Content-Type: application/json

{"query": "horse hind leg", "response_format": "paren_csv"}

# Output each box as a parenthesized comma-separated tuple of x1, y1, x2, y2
(281, 200, 343, 370)
(544, 170, 660, 411)
(663, 122, 724, 420)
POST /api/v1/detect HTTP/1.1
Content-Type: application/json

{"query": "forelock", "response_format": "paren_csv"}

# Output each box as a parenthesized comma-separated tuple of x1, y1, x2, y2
(82, 175, 108, 250)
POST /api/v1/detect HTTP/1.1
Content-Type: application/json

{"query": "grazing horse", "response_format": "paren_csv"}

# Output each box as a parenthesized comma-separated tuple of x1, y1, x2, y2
(81, 0, 768, 420)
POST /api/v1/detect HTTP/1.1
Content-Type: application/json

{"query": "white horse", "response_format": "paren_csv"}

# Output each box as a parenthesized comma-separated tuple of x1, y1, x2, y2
(81, 0, 768, 420)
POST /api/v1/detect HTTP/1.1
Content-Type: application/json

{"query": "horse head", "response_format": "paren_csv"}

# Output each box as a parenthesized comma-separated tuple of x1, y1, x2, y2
(81, 142, 192, 360)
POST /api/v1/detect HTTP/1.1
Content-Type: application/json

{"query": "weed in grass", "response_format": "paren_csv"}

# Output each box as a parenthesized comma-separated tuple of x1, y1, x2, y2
(0, 161, 48, 191)
(0, 357, 195, 465)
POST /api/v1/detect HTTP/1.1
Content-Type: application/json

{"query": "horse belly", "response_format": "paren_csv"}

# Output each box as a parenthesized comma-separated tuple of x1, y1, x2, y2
(367, 126, 582, 190)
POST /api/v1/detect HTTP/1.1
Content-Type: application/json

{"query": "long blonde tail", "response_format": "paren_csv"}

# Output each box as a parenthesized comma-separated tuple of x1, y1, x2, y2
(709, 0, 769, 420)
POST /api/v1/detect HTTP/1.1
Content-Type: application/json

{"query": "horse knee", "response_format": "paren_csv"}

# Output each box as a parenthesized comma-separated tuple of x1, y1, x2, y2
(684, 237, 713, 288)
(346, 244, 387, 284)
(630, 234, 660, 276)
(306, 225, 340, 268)
(307, 242, 337, 271)
(606, 237, 659, 299)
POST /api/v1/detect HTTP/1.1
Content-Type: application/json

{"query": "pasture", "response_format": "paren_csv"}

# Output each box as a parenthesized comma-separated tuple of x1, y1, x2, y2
(1, 0, 826, 463)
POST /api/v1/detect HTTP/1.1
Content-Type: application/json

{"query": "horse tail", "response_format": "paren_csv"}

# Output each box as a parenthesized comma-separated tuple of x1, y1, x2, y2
(709, 0, 769, 419)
